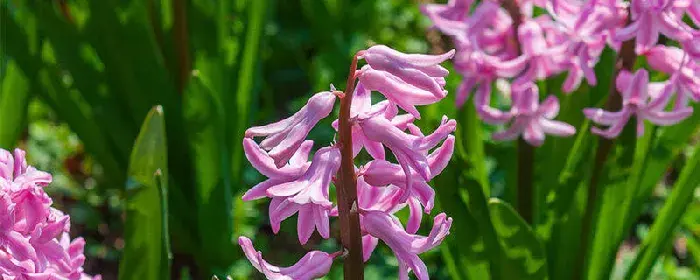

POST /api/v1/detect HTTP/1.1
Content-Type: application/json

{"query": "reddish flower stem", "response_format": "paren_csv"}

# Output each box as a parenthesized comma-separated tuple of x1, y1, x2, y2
(502, 0, 534, 224)
(337, 53, 365, 280)
(573, 37, 636, 280)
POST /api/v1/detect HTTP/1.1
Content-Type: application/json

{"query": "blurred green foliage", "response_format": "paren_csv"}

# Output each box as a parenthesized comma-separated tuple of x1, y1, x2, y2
(1, 0, 698, 279)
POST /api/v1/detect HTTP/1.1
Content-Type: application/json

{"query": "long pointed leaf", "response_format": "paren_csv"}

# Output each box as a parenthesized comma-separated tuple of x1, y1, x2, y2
(625, 143, 700, 280)
(119, 106, 171, 280)
(0, 61, 31, 149)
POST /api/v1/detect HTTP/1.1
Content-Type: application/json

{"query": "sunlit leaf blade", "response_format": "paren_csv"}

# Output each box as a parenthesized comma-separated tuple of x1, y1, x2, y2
(625, 144, 700, 280)
(0, 61, 31, 149)
(489, 198, 549, 280)
(585, 119, 637, 280)
(119, 106, 171, 280)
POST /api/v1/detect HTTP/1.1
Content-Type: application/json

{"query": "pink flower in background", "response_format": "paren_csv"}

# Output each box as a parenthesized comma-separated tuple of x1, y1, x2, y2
(0, 148, 98, 280)
(422, 0, 699, 142)
(585, 69, 693, 138)
(493, 84, 576, 146)
(240, 45, 456, 279)
(245, 91, 336, 168)
(614, 0, 694, 53)
(513, 20, 568, 88)
(421, 0, 472, 31)
(646, 46, 700, 107)
(239, 237, 339, 280)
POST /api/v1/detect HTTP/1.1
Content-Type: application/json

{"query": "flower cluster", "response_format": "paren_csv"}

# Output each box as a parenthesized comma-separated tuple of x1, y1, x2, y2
(239, 45, 457, 279)
(422, 0, 698, 143)
(0, 148, 99, 280)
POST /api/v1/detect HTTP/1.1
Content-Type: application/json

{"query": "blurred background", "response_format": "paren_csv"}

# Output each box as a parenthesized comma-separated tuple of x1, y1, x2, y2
(1, 0, 698, 279)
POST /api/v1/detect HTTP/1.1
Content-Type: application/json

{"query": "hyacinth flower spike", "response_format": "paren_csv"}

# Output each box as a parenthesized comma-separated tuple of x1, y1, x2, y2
(239, 237, 340, 280)
(245, 91, 336, 167)
(239, 45, 456, 279)
(0, 148, 98, 279)
(585, 69, 693, 138)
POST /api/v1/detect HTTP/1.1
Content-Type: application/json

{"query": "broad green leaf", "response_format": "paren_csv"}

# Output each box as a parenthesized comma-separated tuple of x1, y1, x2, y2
(191, 0, 267, 274)
(119, 106, 171, 280)
(489, 198, 548, 280)
(29, 2, 137, 160)
(2, 5, 125, 184)
(536, 49, 615, 278)
(433, 156, 492, 280)
(585, 118, 638, 280)
(625, 144, 700, 280)
(457, 102, 503, 279)
(0, 61, 31, 149)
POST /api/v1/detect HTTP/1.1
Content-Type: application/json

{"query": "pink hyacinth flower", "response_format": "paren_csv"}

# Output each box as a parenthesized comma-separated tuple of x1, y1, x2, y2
(361, 210, 452, 280)
(614, 0, 694, 54)
(238, 237, 339, 280)
(513, 19, 568, 88)
(0, 148, 99, 279)
(646, 46, 700, 105)
(584, 69, 693, 138)
(493, 84, 576, 146)
(241, 138, 312, 201)
(421, 0, 472, 28)
(547, 0, 623, 92)
(360, 115, 455, 194)
(245, 91, 336, 168)
(264, 147, 340, 244)
(0, 196, 36, 263)
(359, 46, 455, 118)
(331, 83, 415, 160)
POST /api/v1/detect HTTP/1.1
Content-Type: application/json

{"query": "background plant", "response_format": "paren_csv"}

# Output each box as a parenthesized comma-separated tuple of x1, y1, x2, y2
(0, 0, 698, 279)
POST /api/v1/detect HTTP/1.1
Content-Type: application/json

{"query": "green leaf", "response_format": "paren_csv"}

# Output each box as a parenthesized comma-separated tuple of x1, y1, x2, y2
(585, 118, 638, 280)
(489, 198, 549, 280)
(0, 61, 31, 149)
(433, 157, 492, 280)
(119, 106, 171, 280)
(625, 143, 700, 280)
(622, 103, 700, 236)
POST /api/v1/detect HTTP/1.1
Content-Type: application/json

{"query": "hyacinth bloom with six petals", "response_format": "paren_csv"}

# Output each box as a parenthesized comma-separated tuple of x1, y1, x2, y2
(585, 69, 693, 138)
(614, 0, 694, 53)
(358, 45, 455, 118)
(646, 46, 700, 107)
(492, 84, 576, 146)
(360, 210, 452, 280)
(245, 91, 336, 168)
(239, 237, 339, 280)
